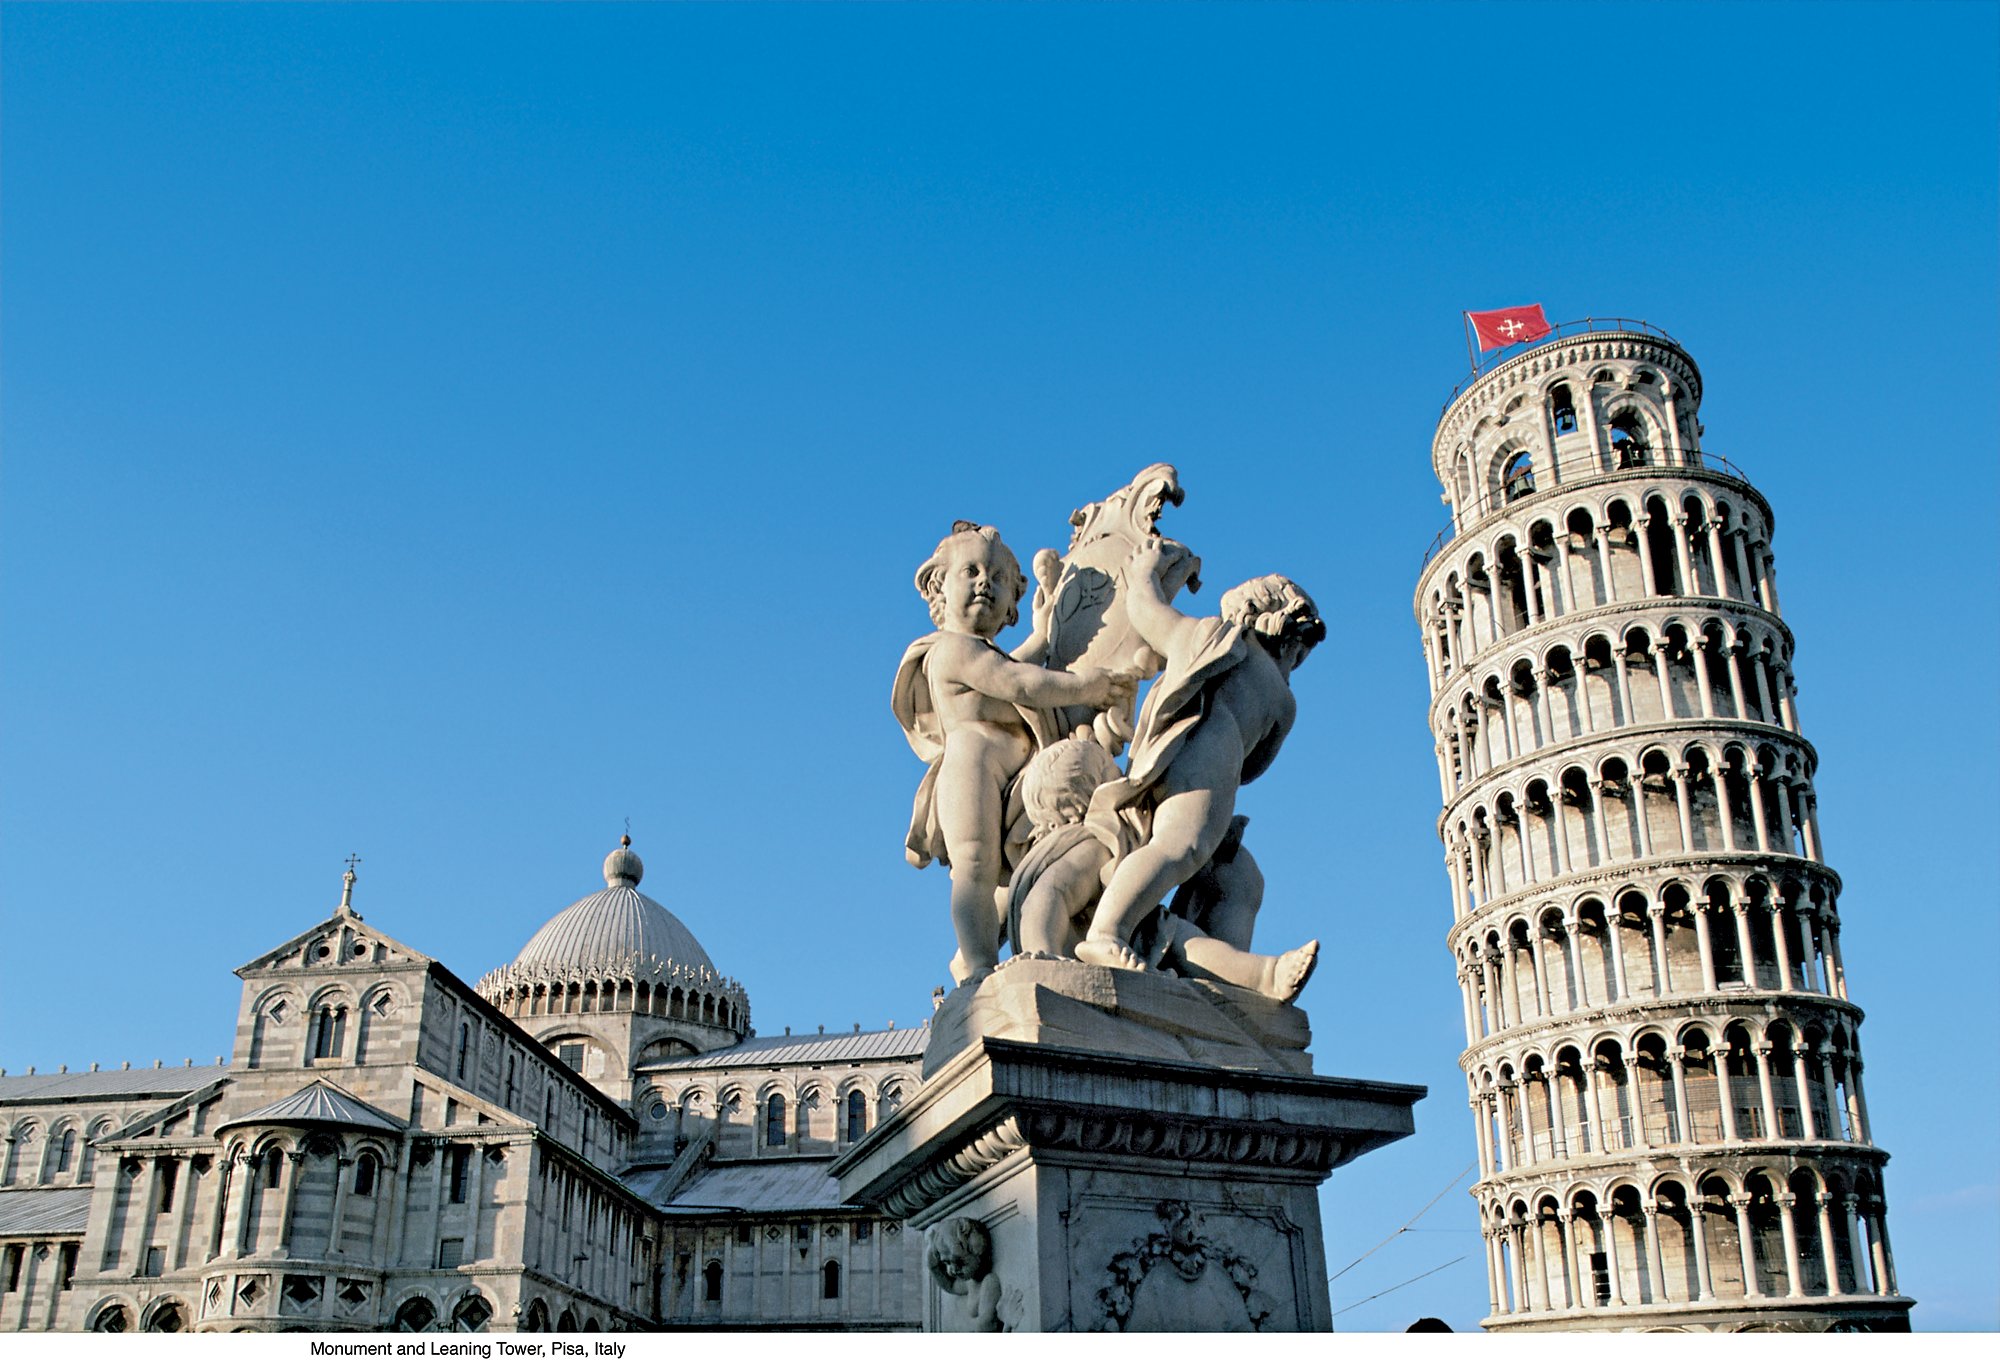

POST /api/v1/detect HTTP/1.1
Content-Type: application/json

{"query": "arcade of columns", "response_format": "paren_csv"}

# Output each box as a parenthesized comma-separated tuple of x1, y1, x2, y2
(1414, 324, 1910, 1331)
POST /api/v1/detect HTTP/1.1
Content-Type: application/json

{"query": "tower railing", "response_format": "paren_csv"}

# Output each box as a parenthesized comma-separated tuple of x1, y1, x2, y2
(1440, 317, 1688, 415)
(1419, 447, 1755, 570)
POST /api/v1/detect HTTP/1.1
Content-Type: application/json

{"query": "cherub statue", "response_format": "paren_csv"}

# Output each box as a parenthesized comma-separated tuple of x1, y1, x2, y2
(1075, 539, 1325, 970)
(1009, 733, 1317, 1001)
(893, 522, 1136, 985)
(926, 1216, 1005, 1332)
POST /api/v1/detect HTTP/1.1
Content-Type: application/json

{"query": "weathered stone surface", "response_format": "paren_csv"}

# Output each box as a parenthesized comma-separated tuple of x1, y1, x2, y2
(832, 1036, 1423, 1332)
(922, 958, 1314, 1078)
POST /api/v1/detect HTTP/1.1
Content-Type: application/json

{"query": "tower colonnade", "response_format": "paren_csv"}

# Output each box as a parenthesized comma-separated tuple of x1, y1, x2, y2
(1414, 323, 1910, 1331)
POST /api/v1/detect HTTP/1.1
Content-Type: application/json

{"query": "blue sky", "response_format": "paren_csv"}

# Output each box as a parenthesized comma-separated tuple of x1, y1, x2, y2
(3, 1, 1995, 1332)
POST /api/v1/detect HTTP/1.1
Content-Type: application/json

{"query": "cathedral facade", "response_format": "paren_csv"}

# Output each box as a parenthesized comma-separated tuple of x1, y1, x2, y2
(0, 841, 929, 1332)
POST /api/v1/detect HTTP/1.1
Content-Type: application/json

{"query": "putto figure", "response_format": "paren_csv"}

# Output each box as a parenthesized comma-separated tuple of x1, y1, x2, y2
(1075, 539, 1325, 969)
(892, 522, 1134, 985)
(1009, 732, 1318, 1001)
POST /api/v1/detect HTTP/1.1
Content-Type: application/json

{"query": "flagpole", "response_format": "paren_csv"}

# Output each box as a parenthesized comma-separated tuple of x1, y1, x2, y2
(1462, 313, 1479, 377)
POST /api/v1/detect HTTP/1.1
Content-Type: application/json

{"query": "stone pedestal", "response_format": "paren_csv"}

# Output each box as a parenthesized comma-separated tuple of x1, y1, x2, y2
(831, 963, 1423, 1332)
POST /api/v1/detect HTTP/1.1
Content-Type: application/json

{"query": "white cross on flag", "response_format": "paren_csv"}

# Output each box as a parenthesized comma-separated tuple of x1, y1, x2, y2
(1468, 304, 1553, 351)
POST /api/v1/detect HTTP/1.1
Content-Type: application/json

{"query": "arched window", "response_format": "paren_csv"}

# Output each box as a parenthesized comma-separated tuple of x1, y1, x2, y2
(456, 1022, 471, 1079)
(54, 1129, 76, 1175)
(311, 1006, 347, 1060)
(845, 1092, 866, 1142)
(702, 1260, 723, 1303)
(264, 1153, 284, 1189)
(354, 1153, 378, 1197)
(765, 1095, 787, 1148)
(1610, 416, 1648, 468)
(448, 1147, 471, 1204)
(822, 1260, 842, 1299)
(393, 1297, 436, 1331)
(1503, 452, 1535, 502)
(1550, 384, 1578, 434)
(90, 1304, 130, 1332)
(142, 1301, 184, 1332)
(452, 1294, 492, 1332)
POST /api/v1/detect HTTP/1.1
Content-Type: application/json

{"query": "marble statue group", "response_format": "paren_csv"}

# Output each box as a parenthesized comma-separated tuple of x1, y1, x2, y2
(892, 466, 1323, 1002)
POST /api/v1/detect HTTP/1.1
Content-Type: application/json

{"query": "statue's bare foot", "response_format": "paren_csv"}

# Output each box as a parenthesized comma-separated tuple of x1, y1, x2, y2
(950, 951, 996, 988)
(1274, 939, 1319, 1004)
(1074, 936, 1147, 971)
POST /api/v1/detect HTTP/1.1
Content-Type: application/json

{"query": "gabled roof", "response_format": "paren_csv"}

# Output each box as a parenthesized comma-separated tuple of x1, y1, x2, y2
(235, 910, 429, 978)
(218, 1080, 402, 1134)
(0, 1064, 228, 1104)
(647, 1158, 848, 1214)
(0, 1188, 93, 1237)
(640, 1024, 929, 1073)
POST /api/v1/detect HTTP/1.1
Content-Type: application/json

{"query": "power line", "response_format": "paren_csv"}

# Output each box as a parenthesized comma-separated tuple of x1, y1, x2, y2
(1333, 1256, 1468, 1318)
(1329, 1159, 1477, 1283)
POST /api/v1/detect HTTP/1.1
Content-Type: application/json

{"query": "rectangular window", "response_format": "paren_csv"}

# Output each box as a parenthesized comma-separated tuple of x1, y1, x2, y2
(157, 1160, 178, 1213)
(4, 1245, 22, 1292)
(58, 1243, 76, 1291)
(734, 1223, 752, 1246)
(143, 1246, 165, 1278)
(448, 1148, 471, 1204)
(557, 1043, 585, 1073)
(852, 1220, 872, 1244)
(1590, 1251, 1610, 1306)
(438, 1237, 464, 1269)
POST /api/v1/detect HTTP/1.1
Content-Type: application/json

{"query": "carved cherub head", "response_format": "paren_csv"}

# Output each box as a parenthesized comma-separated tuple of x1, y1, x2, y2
(1220, 574, 1326, 665)
(926, 1215, 994, 1284)
(916, 521, 1028, 636)
(1020, 731, 1121, 837)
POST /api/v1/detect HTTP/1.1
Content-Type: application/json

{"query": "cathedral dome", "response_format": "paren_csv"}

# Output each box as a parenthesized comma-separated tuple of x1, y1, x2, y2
(509, 837, 717, 976)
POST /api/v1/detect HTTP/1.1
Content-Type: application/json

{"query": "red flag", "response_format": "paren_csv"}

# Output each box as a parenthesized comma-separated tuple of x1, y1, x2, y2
(1468, 304, 1553, 351)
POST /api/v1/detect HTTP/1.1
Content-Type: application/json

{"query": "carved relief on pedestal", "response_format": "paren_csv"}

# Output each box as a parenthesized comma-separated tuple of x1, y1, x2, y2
(1095, 1201, 1275, 1333)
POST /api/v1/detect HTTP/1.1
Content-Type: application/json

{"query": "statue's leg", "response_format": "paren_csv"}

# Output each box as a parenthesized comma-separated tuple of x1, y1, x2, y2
(1175, 935, 1319, 1003)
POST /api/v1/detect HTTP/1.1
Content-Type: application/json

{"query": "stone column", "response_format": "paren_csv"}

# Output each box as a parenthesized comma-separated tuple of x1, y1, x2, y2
(1848, 1058, 1874, 1143)
(1671, 767, 1695, 853)
(1692, 902, 1718, 992)
(275, 1148, 305, 1259)
(1528, 933, 1551, 1018)
(1749, 647, 1775, 721)
(1800, 790, 1823, 861)
(1529, 1217, 1550, 1312)
(1715, 766, 1738, 853)
(327, 1156, 351, 1256)
(1601, 1214, 1625, 1306)
(1494, 1087, 1517, 1170)
(1550, 798, 1573, 877)
(1648, 905, 1674, 995)
(207, 1157, 233, 1260)
(1609, 649, 1630, 727)
(1667, 1048, 1691, 1145)
(1562, 1212, 1586, 1308)
(1841, 1196, 1867, 1293)
(1484, 1229, 1503, 1315)
(1753, 1045, 1780, 1140)
(1725, 645, 1750, 720)
(1771, 902, 1796, 991)
(1689, 639, 1716, 719)
(1669, 516, 1696, 595)
(1728, 530, 1755, 605)
(1688, 1201, 1714, 1301)
(1534, 674, 1556, 750)
(1562, 917, 1590, 1009)
(1581, 1062, 1607, 1153)
(1546, 1073, 1571, 1159)
(1817, 1050, 1843, 1141)
(1704, 515, 1729, 597)
(1594, 529, 1619, 605)
(1554, 538, 1577, 615)
(1606, 917, 1630, 1003)
(1732, 901, 1756, 983)
(1732, 1195, 1761, 1297)
(1747, 774, 1774, 858)
(1790, 1049, 1816, 1141)
(124, 1158, 162, 1276)
(1872, 1203, 1900, 1295)
(1636, 518, 1660, 596)
(1641, 1202, 1665, 1306)
(1772, 780, 1798, 857)
(1716, 1058, 1739, 1143)
(233, 1153, 260, 1255)
(1776, 1194, 1804, 1297)
(1815, 1194, 1843, 1294)
(1795, 912, 1820, 992)
(1652, 642, 1677, 718)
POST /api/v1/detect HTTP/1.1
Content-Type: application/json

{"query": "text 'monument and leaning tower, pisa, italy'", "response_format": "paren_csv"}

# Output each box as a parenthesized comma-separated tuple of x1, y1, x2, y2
(1413, 319, 1912, 1331)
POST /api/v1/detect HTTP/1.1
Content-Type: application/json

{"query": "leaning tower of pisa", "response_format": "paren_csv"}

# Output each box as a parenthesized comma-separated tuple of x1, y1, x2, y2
(1413, 321, 1911, 1331)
